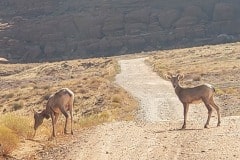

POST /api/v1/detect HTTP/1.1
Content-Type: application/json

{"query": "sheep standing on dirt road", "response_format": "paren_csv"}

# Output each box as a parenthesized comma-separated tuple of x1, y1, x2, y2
(167, 74, 221, 129)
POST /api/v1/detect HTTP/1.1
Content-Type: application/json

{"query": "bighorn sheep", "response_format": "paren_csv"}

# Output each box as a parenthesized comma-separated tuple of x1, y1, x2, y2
(166, 74, 221, 129)
(33, 88, 74, 138)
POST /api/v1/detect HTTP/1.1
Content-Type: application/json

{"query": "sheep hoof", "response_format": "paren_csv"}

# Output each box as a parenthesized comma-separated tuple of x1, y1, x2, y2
(181, 125, 186, 130)
(204, 125, 209, 129)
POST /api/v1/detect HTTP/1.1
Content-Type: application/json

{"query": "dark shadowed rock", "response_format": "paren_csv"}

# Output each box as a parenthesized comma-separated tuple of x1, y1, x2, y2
(158, 9, 180, 29)
(103, 14, 124, 36)
(182, 5, 208, 20)
(125, 8, 150, 24)
(125, 23, 147, 35)
(213, 3, 236, 21)
(23, 45, 42, 61)
(175, 16, 199, 27)
(0, 0, 240, 62)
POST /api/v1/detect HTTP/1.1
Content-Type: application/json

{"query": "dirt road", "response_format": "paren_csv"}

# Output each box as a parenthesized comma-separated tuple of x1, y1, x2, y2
(115, 58, 183, 122)
(37, 58, 240, 160)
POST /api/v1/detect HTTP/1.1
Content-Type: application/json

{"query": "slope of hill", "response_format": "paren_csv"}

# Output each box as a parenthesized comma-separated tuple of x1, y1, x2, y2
(0, 42, 239, 159)
(0, 58, 137, 121)
(0, 57, 137, 158)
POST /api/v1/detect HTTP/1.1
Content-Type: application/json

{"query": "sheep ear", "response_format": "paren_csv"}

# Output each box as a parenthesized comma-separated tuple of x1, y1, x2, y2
(165, 72, 172, 80)
(41, 110, 50, 119)
(165, 74, 172, 80)
(31, 108, 37, 114)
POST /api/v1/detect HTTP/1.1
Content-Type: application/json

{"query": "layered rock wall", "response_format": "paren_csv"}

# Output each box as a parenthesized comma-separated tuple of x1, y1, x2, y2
(0, 0, 240, 62)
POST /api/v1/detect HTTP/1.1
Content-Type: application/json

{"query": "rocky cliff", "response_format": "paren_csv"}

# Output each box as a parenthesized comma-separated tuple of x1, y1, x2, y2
(0, 0, 240, 62)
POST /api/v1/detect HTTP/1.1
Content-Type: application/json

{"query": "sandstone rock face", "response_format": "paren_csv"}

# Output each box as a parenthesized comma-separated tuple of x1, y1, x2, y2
(158, 9, 180, 29)
(0, 0, 240, 62)
(213, 3, 236, 21)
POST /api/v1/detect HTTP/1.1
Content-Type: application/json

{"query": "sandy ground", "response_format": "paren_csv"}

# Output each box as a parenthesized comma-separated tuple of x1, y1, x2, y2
(29, 58, 240, 160)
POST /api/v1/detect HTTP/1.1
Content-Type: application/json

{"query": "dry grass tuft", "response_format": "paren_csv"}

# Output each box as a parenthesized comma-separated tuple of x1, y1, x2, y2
(79, 111, 112, 128)
(0, 57, 138, 156)
(5, 93, 14, 99)
(1, 113, 34, 139)
(0, 125, 19, 156)
(111, 94, 122, 103)
(12, 101, 24, 111)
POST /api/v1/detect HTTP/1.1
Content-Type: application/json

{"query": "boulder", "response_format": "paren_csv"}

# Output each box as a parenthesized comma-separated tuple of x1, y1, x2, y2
(0, 57, 9, 64)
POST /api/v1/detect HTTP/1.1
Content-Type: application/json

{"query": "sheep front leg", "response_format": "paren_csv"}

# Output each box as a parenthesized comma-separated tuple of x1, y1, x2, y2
(182, 103, 189, 129)
(50, 113, 56, 138)
(60, 106, 69, 134)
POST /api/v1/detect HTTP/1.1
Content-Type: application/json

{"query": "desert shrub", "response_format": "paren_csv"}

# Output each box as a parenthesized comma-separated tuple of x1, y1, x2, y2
(79, 111, 112, 128)
(192, 75, 201, 81)
(0, 125, 19, 156)
(111, 94, 122, 103)
(215, 88, 225, 95)
(12, 101, 24, 111)
(43, 85, 51, 90)
(43, 93, 51, 100)
(111, 102, 122, 109)
(1, 114, 34, 139)
(223, 87, 238, 94)
(5, 93, 14, 98)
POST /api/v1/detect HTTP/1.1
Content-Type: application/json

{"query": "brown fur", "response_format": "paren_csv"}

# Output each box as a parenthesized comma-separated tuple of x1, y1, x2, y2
(34, 88, 74, 138)
(167, 74, 221, 129)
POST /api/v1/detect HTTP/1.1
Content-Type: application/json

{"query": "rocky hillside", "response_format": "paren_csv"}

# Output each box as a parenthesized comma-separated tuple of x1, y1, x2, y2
(1, 0, 240, 62)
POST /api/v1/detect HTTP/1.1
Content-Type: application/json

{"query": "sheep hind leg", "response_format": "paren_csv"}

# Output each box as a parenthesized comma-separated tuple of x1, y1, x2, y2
(204, 104, 213, 128)
(70, 109, 73, 135)
(50, 113, 56, 140)
(210, 97, 221, 127)
(60, 106, 69, 134)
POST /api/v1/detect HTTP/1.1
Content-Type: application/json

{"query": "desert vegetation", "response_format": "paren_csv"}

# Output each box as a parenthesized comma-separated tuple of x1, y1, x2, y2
(0, 113, 34, 155)
(147, 42, 240, 117)
(0, 58, 137, 157)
